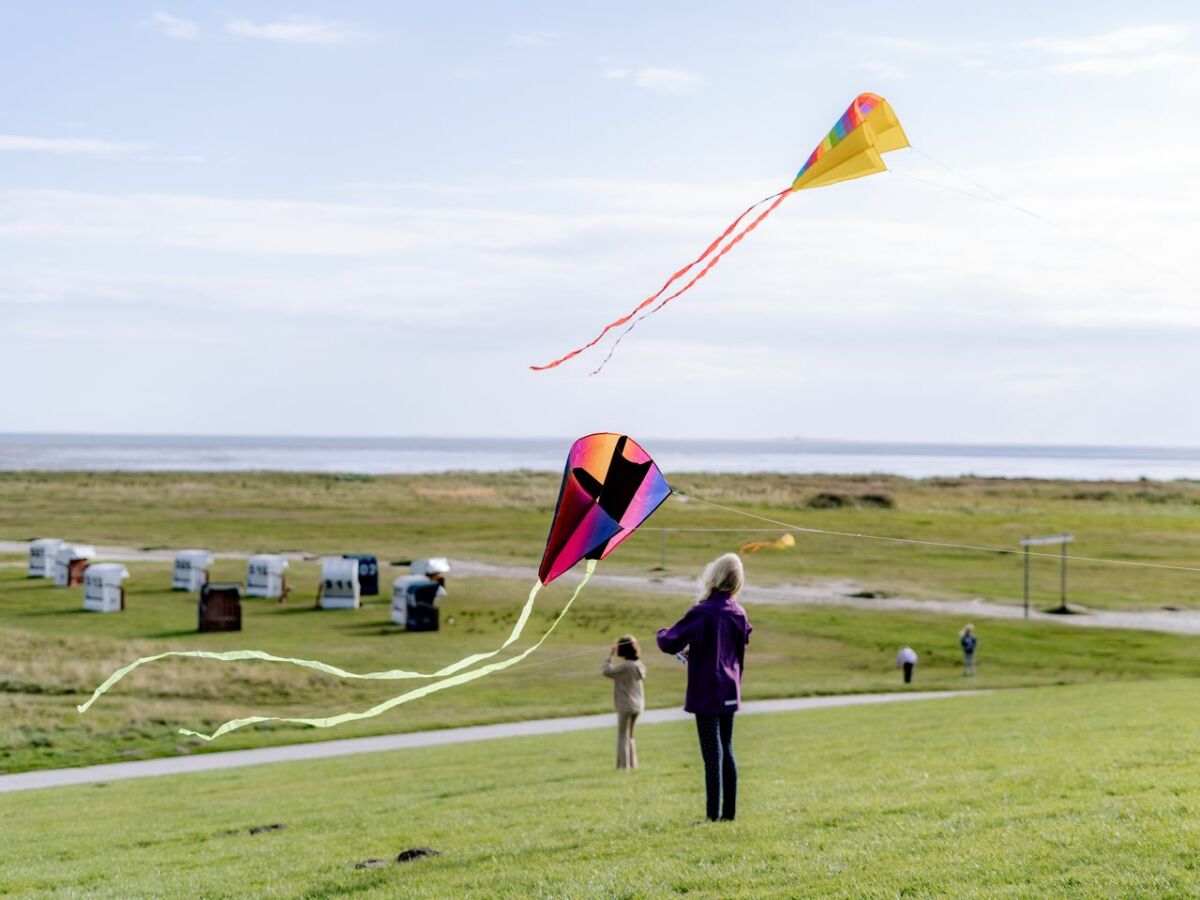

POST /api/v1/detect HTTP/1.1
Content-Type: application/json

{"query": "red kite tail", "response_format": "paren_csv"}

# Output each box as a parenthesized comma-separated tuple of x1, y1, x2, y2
(530, 188, 790, 372)
(588, 188, 792, 375)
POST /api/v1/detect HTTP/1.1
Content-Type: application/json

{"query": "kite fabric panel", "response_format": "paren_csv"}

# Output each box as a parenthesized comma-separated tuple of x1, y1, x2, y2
(791, 92, 908, 191)
(78, 434, 671, 740)
(530, 92, 908, 373)
(539, 433, 673, 584)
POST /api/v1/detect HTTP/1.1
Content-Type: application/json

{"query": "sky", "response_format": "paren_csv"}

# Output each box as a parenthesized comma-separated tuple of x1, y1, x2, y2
(2, 1, 1199, 444)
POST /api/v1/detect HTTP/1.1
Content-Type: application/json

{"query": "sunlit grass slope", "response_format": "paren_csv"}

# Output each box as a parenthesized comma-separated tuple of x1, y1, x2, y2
(2, 679, 1197, 897)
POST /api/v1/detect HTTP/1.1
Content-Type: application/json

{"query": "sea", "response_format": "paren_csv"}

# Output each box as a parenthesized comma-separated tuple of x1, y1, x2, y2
(1, 434, 1199, 481)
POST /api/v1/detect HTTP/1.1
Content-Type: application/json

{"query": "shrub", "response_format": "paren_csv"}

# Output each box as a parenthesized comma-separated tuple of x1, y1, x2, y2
(1072, 490, 1118, 501)
(1134, 491, 1185, 504)
(857, 493, 896, 509)
(806, 492, 850, 509)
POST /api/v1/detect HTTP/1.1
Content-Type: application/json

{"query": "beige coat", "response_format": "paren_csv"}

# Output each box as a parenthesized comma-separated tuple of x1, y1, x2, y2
(602, 656, 646, 713)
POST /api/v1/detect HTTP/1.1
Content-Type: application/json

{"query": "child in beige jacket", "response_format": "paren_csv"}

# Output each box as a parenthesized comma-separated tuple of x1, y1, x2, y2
(602, 635, 647, 769)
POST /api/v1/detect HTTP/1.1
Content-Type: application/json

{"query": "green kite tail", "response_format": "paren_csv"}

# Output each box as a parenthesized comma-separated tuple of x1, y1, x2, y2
(77, 576, 551, 715)
(178, 560, 598, 741)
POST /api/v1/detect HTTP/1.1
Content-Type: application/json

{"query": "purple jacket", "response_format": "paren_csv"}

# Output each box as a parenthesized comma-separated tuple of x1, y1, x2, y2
(656, 592, 752, 715)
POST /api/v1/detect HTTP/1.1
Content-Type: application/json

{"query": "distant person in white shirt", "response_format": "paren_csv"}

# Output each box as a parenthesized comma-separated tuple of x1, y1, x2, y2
(896, 646, 918, 684)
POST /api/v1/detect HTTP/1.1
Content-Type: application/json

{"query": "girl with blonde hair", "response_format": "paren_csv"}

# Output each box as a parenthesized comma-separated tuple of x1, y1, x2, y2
(656, 553, 753, 821)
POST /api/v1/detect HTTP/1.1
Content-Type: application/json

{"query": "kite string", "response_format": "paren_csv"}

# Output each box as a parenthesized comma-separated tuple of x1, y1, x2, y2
(589, 188, 793, 375)
(674, 491, 1200, 574)
(178, 561, 599, 742)
(888, 168, 1054, 224)
(531, 188, 789, 372)
(899, 147, 1197, 300)
(76, 579, 548, 714)
(906, 146, 1053, 224)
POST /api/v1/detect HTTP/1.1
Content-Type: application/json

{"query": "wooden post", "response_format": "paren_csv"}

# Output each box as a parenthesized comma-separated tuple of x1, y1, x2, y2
(1058, 541, 1069, 614)
(1023, 542, 1030, 620)
(1019, 533, 1074, 617)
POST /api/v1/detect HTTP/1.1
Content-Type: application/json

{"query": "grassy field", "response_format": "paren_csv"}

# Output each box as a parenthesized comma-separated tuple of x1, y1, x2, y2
(3, 470, 1200, 774)
(3, 679, 1197, 898)
(3, 557, 1200, 774)
(2, 470, 1200, 610)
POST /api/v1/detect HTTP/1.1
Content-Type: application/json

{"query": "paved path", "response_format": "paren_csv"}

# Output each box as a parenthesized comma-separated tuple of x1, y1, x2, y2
(5, 539, 1200, 636)
(0, 691, 981, 794)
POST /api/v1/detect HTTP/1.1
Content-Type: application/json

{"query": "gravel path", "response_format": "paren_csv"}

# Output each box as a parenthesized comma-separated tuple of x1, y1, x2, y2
(0, 690, 981, 794)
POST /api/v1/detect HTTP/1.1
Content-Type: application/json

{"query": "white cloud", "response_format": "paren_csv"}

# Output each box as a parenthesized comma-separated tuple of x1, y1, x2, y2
(0, 135, 201, 163)
(851, 35, 954, 55)
(139, 153, 206, 164)
(0, 188, 640, 267)
(150, 11, 198, 40)
(1020, 24, 1194, 75)
(4, 159, 1199, 442)
(834, 32, 991, 72)
(846, 27, 1196, 79)
(225, 17, 360, 45)
(512, 30, 555, 48)
(603, 67, 703, 94)
(1051, 53, 1192, 75)
(633, 68, 703, 94)
(0, 135, 148, 155)
(858, 60, 909, 80)
(1020, 24, 1188, 56)
(2, 152, 1195, 335)
(0, 267, 487, 326)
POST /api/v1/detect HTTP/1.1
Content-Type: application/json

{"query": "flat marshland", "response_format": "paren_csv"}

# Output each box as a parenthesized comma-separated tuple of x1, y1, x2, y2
(1, 471, 1198, 773)
(4, 469, 1200, 605)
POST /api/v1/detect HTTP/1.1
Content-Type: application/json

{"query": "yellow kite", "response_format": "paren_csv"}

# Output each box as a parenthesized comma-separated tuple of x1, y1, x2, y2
(532, 93, 909, 373)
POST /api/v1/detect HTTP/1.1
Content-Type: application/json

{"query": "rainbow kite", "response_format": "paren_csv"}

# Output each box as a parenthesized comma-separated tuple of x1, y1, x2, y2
(531, 92, 909, 373)
(77, 433, 670, 740)
(540, 432, 672, 583)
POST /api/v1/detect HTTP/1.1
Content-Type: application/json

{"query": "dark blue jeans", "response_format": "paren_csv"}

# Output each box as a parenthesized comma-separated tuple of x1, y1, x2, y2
(695, 712, 737, 821)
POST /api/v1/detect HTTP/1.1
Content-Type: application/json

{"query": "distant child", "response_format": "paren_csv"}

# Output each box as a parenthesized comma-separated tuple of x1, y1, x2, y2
(896, 646, 918, 684)
(959, 624, 977, 676)
(657, 553, 753, 822)
(602, 635, 646, 769)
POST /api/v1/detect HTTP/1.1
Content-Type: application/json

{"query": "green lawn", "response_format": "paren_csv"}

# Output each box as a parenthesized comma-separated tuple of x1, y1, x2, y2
(3, 679, 1197, 898)
(5, 558, 1200, 774)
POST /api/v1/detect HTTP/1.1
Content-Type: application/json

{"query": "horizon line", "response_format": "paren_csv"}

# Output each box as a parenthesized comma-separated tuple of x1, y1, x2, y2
(2, 431, 1200, 454)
